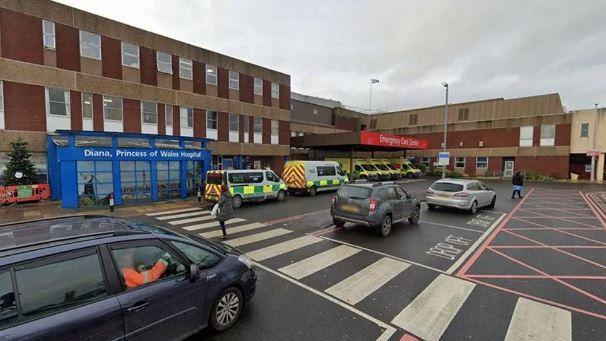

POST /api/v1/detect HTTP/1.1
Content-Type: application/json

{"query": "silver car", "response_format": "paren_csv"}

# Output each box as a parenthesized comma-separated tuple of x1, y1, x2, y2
(425, 179, 496, 214)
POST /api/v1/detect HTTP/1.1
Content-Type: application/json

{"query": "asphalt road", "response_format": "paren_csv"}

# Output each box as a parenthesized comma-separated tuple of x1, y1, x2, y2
(137, 179, 606, 340)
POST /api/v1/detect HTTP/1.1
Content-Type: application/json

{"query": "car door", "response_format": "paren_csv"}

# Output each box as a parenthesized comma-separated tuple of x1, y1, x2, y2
(4, 248, 124, 341)
(470, 181, 487, 206)
(108, 240, 204, 341)
(395, 186, 413, 218)
(386, 187, 403, 221)
(265, 171, 281, 198)
(478, 182, 493, 206)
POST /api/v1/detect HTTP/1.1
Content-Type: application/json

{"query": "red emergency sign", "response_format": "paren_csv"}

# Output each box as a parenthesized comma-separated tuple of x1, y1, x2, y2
(359, 131, 428, 149)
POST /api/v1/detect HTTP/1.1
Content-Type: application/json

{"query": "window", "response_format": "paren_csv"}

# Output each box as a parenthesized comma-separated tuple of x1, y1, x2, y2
(243, 116, 249, 134)
(111, 244, 186, 289)
(79, 30, 101, 60)
(120, 161, 151, 203)
(519, 126, 533, 147)
(228, 172, 263, 184)
(317, 166, 336, 176)
(165, 104, 173, 125)
(206, 65, 217, 85)
(180, 107, 193, 128)
(540, 124, 556, 146)
(45, 87, 70, 116)
(313, 109, 319, 115)
(179, 57, 193, 80)
(395, 186, 407, 199)
(431, 182, 464, 192)
(42, 20, 55, 49)
(420, 157, 430, 166)
(16, 251, 107, 319)
(229, 113, 239, 132)
(581, 123, 589, 138)
(409, 114, 418, 125)
(121, 42, 139, 68)
(455, 157, 465, 168)
(229, 71, 239, 90)
(0, 271, 17, 327)
(141, 101, 157, 124)
(254, 117, 263, 133)
(103, 96, 123, 121)
(458, 108, 469, 121)
(271, 120, 279, 135)
(271, 82, 279, 99)
(265, 171, 280, 182)
(82, 93, 93, 119)
(386, 187, 398, 200)
(171, 242, 221, 269)
(476, 157, 488, 169)
(254, 77, 263, 95)
(370, 119, 377, 129)
(156, 51, 172, 74)
(157, 161, 180, 199)
(77, 160, 113, 207)
(207, 111, 218, 130)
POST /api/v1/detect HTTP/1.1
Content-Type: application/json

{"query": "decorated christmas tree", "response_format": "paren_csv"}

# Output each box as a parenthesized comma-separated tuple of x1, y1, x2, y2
(3, 137, 37, 186)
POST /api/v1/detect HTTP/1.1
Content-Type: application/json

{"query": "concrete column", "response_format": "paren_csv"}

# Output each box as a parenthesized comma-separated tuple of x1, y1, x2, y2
(598, 153, 605, 182)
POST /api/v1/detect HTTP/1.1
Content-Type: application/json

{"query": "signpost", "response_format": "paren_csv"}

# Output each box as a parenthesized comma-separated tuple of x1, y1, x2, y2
(438, 152, 450, 166)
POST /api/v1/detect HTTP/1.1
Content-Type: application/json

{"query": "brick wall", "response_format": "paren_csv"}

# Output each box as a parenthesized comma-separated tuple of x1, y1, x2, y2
(101, 36, 122, 79)
(157, 104, 166, 135)
(3, 82, 45, 131)
(262, 118, 271, 144)
(92, 93, 104, 131)
(239, 74, 253, 103)
(218, 111, 229, 141)
(55, 23, 80, 71)
(171, 54, 180, 90)
(193, 60, 206, 95)
(279, 120, 290, 145)
(516, 156, 569, 179)
(194, 108, 205, 138)
(122, 98, 141, 133)
(140, 46, 157, 86)
(217, 67, 229, 99)
(263, 80, 271, 106)
(70, 90, 82, 130)
(0, 9, 43, 65)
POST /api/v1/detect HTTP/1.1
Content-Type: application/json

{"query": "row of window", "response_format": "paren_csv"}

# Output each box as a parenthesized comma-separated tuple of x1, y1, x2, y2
(41, 20, 280, 98)
(519, 125, 556, 147)
(419, 156, 489, 169)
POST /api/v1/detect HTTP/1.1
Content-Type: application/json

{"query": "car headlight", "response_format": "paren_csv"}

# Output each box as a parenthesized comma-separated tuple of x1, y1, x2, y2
(238, 254, 254, 269)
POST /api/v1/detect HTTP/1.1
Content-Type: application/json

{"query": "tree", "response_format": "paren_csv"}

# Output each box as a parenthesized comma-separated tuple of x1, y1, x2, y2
(3, 137, 37, 186)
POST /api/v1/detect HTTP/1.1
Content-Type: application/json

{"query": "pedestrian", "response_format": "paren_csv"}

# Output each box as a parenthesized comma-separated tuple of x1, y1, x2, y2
(512, 171, 524, 199)
(216, 186, 234, 239)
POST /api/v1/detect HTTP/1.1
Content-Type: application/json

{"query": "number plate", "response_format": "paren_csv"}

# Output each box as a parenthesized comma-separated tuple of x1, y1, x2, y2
(340, 204, 360, 213)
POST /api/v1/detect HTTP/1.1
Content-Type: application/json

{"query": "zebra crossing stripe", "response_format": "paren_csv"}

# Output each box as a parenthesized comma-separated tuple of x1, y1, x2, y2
(325, 257, 409, 305)
(146, 207, 200, 216)
(169, 215, 215, 225)
(391, 274, 475, 340)
(155, 210, 209, 220)
(247, 235, 323, 261)
(181, 218, 246, 231)
(200, 222, 266, 239)
(224, 228, 292, 247)
(504, 298, 571, 341)
(279, 245, 360, 280)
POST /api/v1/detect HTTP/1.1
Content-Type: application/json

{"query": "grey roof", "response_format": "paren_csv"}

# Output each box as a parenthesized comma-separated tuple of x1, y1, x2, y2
(291, 92, 342, 109)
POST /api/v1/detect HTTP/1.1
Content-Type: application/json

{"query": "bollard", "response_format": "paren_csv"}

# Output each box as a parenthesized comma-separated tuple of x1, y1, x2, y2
(109, 192, 115, 213)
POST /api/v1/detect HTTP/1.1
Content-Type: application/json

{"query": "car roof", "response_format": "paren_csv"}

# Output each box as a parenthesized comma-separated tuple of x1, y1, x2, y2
(343, 181, 397, 189)
(433, 178, 479, 184)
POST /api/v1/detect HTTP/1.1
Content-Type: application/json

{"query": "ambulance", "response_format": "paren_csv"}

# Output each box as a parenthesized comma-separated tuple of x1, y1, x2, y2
(324, 158, 379, 181)
(205, 169, 287, 208)
(370, 159, 402, 180)
(390, 158, 422, 178)
(282, 160, 348, 196)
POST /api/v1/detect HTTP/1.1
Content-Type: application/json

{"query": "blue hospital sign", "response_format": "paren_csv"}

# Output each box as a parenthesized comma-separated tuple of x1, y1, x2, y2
(59, 147, 205, 161)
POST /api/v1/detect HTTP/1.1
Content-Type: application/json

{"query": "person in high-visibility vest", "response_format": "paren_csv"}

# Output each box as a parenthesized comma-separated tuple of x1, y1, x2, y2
(119, 249, 171, 288)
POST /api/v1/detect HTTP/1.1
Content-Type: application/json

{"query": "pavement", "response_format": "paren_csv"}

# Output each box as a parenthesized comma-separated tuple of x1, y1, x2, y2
(3, 178, 606, 340)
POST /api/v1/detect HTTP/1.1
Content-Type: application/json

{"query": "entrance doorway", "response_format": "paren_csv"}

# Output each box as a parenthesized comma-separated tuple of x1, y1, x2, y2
(503, 159, 515, 177)
(186, 160, 203, 196)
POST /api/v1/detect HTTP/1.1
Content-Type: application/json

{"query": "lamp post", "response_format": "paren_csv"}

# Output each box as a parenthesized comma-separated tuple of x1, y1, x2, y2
(369, 78, 379, 112)
(441, 82, 449, 179)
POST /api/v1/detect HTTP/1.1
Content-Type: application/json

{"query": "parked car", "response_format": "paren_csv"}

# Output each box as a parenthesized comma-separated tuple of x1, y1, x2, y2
(425, 179, 496, 214)
(206, 169, 287, 208)
(283, 160, 348, 196)
(331, 181, 421, 237)
(0, 216, 256, 340)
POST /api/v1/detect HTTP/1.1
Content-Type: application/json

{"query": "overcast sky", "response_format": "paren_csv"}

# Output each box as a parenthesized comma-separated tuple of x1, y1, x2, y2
(56, 0, 605, 112)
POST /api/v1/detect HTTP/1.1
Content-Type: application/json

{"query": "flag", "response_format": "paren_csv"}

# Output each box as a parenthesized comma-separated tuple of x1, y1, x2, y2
(371, 79, 379, 84)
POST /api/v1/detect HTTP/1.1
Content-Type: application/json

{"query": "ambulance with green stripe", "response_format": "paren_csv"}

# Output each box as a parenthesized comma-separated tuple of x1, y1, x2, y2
(324, 158, 379, 181)
(205, 169, 287, 208)
(283, 160, 348, 196)
(389, 158, 422, 178)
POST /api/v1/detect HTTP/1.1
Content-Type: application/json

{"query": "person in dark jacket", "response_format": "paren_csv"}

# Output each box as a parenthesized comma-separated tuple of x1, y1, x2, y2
(216, 187, 234, 239)
(512, 171, 524, 199)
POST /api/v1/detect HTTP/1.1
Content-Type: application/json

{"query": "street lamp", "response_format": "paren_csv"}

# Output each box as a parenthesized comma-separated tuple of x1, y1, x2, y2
(441, 82, 449, 179)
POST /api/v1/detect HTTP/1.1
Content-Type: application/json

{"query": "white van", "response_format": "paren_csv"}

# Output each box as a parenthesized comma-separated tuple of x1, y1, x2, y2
(205, 169, 287, 208)
(282, 160, 348, 196)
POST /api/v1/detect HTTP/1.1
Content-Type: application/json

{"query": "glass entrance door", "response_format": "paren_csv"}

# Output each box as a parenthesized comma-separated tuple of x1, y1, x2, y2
(157, 161, 181, 199)
(120, 161, 151, 204)
(186, 160, 203, 196)
(503, 160, 515, 177)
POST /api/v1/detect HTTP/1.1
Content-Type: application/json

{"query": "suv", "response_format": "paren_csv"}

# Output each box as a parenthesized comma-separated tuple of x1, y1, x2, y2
(0, 215, 256, 340)
(331, 182, 421, 237)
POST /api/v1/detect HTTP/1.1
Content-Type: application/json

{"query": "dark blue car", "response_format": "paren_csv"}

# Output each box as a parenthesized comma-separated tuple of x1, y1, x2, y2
(0, 215, 256, 340)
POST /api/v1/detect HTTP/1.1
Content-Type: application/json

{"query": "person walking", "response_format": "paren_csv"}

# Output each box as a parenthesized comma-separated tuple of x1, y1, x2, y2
(512, 171, 524, 199)
(216, 187, 234, 239)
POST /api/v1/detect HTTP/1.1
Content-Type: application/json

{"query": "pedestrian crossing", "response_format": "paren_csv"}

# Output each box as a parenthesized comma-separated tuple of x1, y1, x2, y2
(146, 207, 578, 341)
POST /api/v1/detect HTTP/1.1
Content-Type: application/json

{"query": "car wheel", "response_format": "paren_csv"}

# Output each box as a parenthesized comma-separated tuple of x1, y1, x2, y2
(210, 287, 243, 332)
(309, 186, 317, 197)
(333, 218, 345, 227)
(232, 195, 242, 209)
(408, 206, 420, 224)
(277, 190, 286, 202)
(375, 214, 392, 237)
(427, 204, 436, 210)
(469, 200, 478, 214)
(487, 195, 496, 209)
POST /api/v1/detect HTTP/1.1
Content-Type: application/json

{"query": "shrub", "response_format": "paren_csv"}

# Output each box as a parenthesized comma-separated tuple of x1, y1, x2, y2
(416, 164, 427, 173)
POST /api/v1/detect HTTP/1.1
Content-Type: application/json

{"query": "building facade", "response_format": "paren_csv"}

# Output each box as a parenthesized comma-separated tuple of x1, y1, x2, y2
(569, 107, 606, 180)
(0, 0, 291, 191)
(368, 93, 572, 178)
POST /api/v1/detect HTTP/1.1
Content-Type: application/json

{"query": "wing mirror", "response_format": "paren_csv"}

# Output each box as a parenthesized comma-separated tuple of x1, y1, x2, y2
(188, 263, 200, 282)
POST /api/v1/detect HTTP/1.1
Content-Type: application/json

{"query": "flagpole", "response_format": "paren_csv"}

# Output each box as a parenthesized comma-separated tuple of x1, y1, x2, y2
(369, 80, 372, 112)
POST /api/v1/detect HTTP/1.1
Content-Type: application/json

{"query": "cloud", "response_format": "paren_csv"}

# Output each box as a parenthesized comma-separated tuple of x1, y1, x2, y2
(56, 0, 606, 111)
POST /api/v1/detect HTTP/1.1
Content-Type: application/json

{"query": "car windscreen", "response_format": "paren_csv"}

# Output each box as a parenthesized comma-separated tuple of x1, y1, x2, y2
(337, 186, 371, 199)
(431, 182, 464, 192)
(206, 173, 223, 185)
(374, 164, 389, 171)
(361, 164, 377, 171)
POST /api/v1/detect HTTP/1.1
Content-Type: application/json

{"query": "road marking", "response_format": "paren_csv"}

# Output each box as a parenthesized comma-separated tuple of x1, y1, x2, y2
(145, 207, 200, 216)
(225, 228, 292, 247)
(169, 214, 215, 225)
(504, 297, 571, 341)
(182, 218, 246, 231)
(247, 235, 323, 261)
(419, 220, 485, 234)
(155, 210, 209, 220)
(391, 274, 475, 341)
(326, 257, 410, 305)
(200, 222, 266, 239)
(252, 261, 397, 341)
(446, 213, 505, 274)
(279, 245, 361, 279)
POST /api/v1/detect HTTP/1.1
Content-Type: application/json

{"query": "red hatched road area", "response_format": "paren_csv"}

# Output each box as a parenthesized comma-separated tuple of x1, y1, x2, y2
(456, 188, 606, 320)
